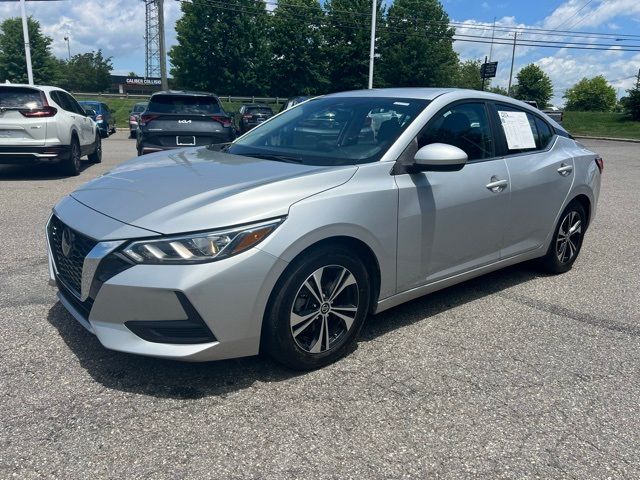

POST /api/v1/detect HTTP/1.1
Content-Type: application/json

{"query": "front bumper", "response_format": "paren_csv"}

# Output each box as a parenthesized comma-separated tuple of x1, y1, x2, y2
(48, 200, 288, 361)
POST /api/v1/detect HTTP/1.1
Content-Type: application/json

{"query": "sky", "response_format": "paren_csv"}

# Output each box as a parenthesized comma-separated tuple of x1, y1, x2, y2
(1, 0, 639, 106)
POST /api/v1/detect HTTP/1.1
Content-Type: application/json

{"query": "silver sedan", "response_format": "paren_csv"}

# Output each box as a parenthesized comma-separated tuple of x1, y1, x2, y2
(46, 88, 602, 369)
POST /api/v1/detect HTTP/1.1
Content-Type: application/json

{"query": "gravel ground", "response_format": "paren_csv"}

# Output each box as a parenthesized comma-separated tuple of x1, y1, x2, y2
(0, 133, 638, 479)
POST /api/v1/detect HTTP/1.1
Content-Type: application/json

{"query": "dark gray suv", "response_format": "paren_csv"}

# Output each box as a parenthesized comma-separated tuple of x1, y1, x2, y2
(136, 91, 234, 155)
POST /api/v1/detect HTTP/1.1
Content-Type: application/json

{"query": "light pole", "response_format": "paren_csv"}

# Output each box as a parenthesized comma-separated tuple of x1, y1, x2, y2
(19, 0, 34, 85)
(508, 32, 517, 96)
(367, 0, 377, 89)
(63, 36, 71, 61)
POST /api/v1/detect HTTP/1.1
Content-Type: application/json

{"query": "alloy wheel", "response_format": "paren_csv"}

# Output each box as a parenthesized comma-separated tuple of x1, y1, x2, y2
(555, 210, 582, 263)
(72, 141, 81, 170)
(290, 265, 359, 354)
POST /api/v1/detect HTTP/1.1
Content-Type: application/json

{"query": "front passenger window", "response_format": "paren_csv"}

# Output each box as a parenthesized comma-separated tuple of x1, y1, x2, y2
(418, 103, 493, 161)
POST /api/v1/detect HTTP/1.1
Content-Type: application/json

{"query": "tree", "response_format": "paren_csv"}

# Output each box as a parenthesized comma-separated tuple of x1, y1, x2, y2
(564, 76, 617, 112)
(270, 0, 327, 97)
(128, 71, 138, 77)
(0, 17, 60, 84)
(59, 51, 113, 92)
(488, 85, 509, 96)
(621, 86, 640, 120)
(512, 64, 553, 108)
(454, 59, 486, 90)
(169, 0, 270, 95)
(323, 0, 384, 92)
(378, 0, 458, 88)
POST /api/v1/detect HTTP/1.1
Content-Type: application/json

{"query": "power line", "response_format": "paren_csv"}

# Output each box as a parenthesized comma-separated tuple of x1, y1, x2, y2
(548, 0, 595, 32)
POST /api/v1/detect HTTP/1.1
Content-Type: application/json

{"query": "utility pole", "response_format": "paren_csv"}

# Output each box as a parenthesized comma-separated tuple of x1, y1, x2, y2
(508, 32, 517, 96)
(157, 0, 168, 90)
(636, 68, 640, 89)
(19, 0, 34, 85)
(368, 0, 377, 89)
(488, 16, 496, 62)
(481, 56, 487, 91)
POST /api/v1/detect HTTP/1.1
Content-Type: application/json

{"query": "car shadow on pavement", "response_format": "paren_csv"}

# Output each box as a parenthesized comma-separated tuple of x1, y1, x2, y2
(47, 263, 549, 400)
(0, 163, 92, 180)
(46, 303, 303, 400)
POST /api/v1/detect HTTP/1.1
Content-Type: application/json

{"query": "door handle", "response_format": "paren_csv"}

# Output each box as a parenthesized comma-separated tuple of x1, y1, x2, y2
(557, 163, 573, 176)
(486, 176, 508, 193)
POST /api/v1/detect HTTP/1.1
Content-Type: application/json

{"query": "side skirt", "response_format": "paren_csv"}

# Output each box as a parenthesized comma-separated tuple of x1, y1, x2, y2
(374, 248, 545, 314)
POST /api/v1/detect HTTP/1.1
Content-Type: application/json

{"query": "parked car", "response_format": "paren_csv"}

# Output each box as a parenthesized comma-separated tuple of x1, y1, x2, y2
(78, 101, 116, 137)
(282, 96, 310, 111)
(128, 101, 148, 138)
(47, 88, 601, 369)
(136, 90, 234, 155)
(0, 84, 101, 175)
(236, 103, 274, 133)
(523, 100, 563, 123)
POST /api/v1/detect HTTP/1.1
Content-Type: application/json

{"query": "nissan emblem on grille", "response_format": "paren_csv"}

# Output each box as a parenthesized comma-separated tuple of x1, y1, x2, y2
(61, 228, 75, 258)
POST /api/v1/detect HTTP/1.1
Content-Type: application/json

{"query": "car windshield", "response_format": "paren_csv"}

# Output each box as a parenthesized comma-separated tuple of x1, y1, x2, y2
(0, 87, 43, 109)
(227, 97, 428, 166)
(246, 107, 273, 115)
(132, 102, 147, 113)
(79, 102, 98, 111)
(148, 95, 221, 114)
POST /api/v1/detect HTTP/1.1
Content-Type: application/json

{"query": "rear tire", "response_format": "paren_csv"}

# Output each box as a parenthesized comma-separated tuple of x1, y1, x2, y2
(61, 136, 81, 176)
(263, 245, 371, 370)
(540, 200, 587, 274)
(88, 133, 102, 163)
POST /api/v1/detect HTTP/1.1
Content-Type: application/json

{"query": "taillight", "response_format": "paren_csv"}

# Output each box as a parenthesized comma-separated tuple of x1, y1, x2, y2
(140, 114, 158, 125)
(595, 156, 604, 173)
(96, 114, 103, 121)
(19, 106, 57, 118)
(211, 115, 231, 128)
(130, 115, 136, 122)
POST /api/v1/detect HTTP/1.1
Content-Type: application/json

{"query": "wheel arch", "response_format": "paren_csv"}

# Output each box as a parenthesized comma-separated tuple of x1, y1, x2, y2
(571, 193, 591, 228)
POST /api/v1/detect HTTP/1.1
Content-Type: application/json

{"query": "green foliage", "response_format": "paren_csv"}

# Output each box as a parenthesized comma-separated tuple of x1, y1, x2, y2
(270, 0, 327, 96)
(378, 0, 458, 88)
(512, 64, 553, 108)
(169, 0, 270, 95)
(454, 59, 486, 90)
(564, 76, 616, 112)
(59, 50, 113, 92)
(0, 17, 59, 84)
(487, 85, 509, 96)
(620, 86, 640, 121)
(562, 110, 640, 139)
(324, 0, 383, 91)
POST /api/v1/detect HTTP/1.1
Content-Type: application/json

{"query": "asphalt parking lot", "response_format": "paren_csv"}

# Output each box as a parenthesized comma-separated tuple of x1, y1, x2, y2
(1, 132, 639, 479)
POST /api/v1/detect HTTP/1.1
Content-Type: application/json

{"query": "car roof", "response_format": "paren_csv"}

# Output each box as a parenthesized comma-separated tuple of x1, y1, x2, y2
(151, 90, 217, 98)
(323, 87, 567, 132)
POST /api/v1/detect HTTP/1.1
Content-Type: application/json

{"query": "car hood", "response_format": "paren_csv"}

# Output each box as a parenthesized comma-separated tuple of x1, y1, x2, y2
(71, 147, 357, 235)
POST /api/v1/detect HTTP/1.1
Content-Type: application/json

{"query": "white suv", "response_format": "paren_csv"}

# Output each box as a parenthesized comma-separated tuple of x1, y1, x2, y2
(0, 84, 102, 176)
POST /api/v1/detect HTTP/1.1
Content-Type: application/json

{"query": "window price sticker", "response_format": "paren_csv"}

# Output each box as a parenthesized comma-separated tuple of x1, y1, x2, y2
(498, 111, 536, 150)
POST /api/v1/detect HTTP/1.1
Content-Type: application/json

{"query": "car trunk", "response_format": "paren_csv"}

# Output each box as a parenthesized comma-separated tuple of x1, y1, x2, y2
(245, 108, 273, 123)
(0, 87, 49, 147)
(143, 113, 231, 148)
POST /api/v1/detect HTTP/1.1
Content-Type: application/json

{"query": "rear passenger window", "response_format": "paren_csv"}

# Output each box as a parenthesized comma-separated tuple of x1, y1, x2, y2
(496, 104, 554, 153)
(418, 102, 494, 161)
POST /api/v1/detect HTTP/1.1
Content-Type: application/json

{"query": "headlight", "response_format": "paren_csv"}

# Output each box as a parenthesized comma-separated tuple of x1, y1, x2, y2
(122, 218, 284, 264)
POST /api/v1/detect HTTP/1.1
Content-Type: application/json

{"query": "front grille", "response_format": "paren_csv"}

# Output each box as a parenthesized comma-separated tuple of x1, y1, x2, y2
(48, 215, 98, 297)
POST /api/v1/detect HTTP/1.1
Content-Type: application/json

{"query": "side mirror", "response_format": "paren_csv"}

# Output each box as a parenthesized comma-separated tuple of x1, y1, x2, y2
(412, 143, 468, 172)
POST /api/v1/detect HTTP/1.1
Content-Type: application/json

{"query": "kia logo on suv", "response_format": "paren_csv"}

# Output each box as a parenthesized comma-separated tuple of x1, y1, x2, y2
(178, 119, 191, 124)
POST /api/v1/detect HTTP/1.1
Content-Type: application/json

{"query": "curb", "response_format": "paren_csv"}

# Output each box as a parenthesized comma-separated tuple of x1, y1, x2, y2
(574, 135, 640, 144)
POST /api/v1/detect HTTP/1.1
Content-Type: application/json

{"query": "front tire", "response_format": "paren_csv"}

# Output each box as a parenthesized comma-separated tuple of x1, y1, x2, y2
(540, 201, 587, 274)
(263, 246, 371, 370)
(60, 136, 81, 176)
(88, 133, 102, 163)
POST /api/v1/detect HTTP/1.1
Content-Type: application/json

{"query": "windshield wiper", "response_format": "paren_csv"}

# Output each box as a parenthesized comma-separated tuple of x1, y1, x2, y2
(241, 152, 303, 164)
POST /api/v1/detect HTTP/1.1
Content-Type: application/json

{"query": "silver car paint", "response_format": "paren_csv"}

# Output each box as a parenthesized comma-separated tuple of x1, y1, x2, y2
(71, 147, 357, 234)
(48, 88, 601, 361)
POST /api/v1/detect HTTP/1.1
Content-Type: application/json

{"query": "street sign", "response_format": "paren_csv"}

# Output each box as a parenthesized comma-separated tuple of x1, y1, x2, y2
(481, 61, 498, 79)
